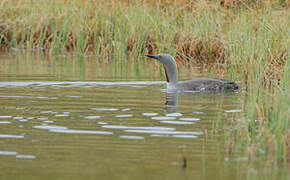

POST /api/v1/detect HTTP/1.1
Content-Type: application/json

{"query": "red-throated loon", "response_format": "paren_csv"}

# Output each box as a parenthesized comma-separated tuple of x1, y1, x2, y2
(145, 54, 239, 92)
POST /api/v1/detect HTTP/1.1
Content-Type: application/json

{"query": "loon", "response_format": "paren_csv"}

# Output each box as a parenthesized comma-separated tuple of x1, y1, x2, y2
(145, 54, 239, 92)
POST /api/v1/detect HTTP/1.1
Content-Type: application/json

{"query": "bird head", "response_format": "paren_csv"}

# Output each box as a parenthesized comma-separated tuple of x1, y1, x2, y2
(145, 54, 178, 84)
(145, 54, 174, 65)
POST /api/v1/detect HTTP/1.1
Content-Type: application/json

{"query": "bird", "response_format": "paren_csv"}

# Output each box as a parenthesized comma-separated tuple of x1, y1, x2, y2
(145, 54, 239, 92)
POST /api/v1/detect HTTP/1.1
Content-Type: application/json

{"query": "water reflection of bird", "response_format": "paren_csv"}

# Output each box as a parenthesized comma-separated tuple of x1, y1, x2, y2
(145, 54, 239, 92)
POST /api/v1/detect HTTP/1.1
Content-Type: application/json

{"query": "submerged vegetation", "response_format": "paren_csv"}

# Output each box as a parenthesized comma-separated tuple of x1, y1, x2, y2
(0, 0, 289, 170)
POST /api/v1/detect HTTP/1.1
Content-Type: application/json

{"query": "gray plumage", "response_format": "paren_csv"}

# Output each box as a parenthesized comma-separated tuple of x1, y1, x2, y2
(177, 78, 239, 92)
(145, 54, 239, 92)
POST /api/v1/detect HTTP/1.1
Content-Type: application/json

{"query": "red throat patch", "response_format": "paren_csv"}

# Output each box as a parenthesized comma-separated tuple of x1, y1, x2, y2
(164, 68, 169, 83)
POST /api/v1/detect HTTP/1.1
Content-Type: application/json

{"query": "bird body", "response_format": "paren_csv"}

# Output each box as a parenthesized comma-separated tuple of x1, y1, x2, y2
(145, 54, 239, 92)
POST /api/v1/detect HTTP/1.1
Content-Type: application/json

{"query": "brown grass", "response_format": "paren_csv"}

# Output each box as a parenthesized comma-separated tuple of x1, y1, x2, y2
(174, 33, 227, 65)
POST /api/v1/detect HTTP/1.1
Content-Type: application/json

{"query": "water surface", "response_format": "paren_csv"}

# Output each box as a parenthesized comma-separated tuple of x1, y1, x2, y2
(0, 53, 286, 180)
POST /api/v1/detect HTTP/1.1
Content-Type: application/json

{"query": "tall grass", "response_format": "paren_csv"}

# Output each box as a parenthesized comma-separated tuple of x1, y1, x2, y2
(0, 0, 289, 164)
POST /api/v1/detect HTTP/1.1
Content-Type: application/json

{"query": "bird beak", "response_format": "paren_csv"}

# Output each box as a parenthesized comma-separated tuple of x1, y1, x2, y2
(145, 54, 158, 60)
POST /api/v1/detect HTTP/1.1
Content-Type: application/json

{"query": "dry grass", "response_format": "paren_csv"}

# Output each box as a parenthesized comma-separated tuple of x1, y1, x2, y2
(174, 33, 227, 65)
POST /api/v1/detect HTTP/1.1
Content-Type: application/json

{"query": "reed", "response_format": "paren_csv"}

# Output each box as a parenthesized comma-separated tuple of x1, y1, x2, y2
(0, 0, 289, 165)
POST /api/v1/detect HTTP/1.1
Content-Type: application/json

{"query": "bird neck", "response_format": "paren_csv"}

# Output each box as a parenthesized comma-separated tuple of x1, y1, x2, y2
(164, 64, 178, 88)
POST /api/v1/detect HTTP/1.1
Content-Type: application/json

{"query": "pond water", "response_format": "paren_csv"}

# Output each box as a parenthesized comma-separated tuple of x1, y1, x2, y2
(0, 53, 286, 179)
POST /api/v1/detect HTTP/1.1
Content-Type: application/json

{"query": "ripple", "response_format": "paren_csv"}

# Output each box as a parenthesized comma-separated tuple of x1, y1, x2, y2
(55, 114, 69, 117)
(119, 135, 144, 140)
(179, 118, 200, 121)
(43, 120, 54, 123)
(166, 113, 183, 117)
(0, 116, 12, 119)
(85, 116, 101, 119)
(33, 125, 68, 130)
(36, 96, 49, 99)
(121, 108, 131, 111)
(0, 96, 25, 98)
(224, 109, 243, 113)
(91, 108, 119, 111)
(19, 119, 28, 122)
(0, 121, 11, 124)
(0, 95, 51, 99)
(49, 129, 113, 135)
(124, 130, 203, 135)
(142, 113, 158, 116)
(16, 154, 36, 159)
(0, 134, 24, 138)
(0, 151, 18, 155)
(172, 135, 197, 138)
(37, 117, 48, 121)
(102, 125, 175, 131)
(193, 112, 204, 114)
(97, 122, 108, 125)
(115, 114, 133, 118)
(160, 121, 195, 125)
(65, 95, 82, 98)
(13, 117, 23, 120)
(40, 111, 53, 114)
(0, 151, 35, 159)
(151, 116, 176, 120)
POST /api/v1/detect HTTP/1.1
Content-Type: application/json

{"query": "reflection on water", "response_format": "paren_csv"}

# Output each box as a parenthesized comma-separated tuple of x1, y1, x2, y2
(0, 151, 36, 159)
(50, 129, 113, 135)
(0, 134, 24, 138)
(0, 53, 286, 180)
(165, 90, 179, 110)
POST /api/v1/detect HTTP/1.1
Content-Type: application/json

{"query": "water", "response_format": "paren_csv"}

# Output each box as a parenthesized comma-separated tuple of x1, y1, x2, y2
(0, 53, 286, 179)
